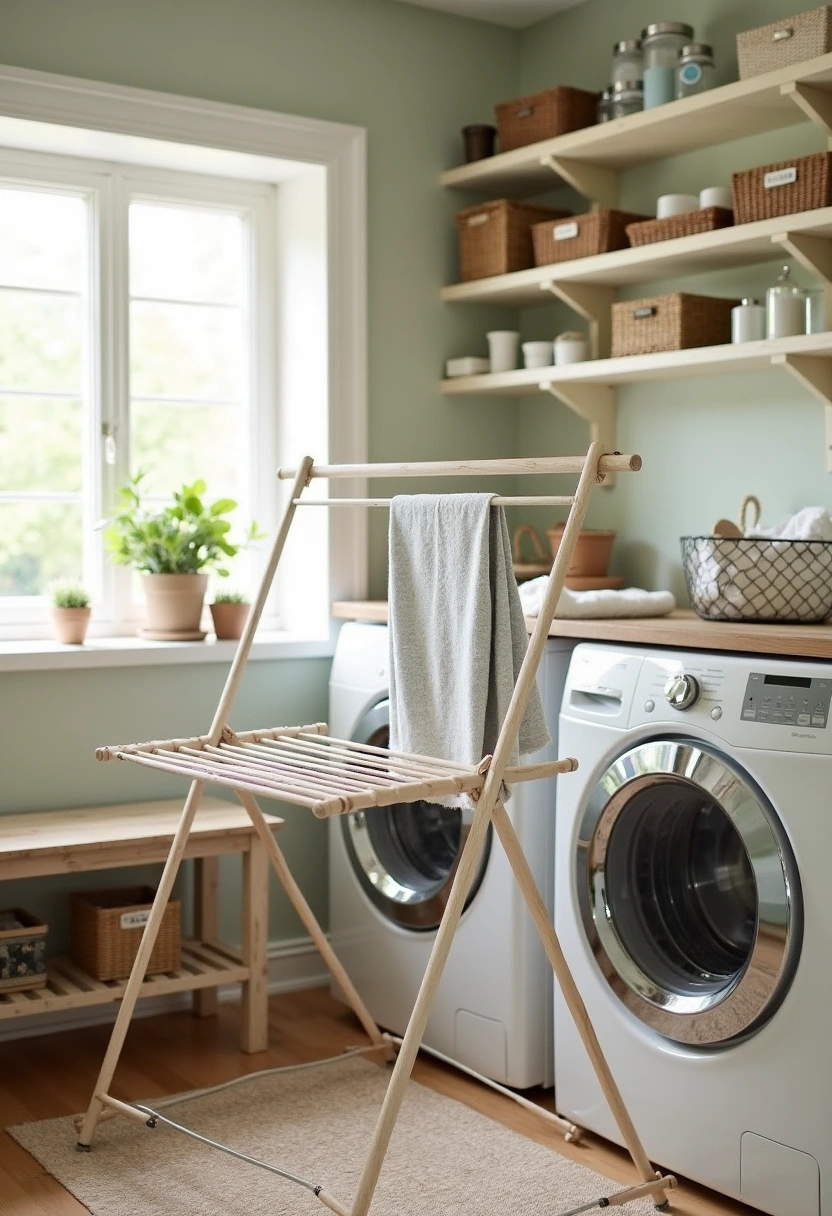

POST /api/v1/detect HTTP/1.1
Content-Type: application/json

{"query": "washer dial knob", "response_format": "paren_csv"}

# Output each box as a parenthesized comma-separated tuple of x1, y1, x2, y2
(664, 673, 701, 711)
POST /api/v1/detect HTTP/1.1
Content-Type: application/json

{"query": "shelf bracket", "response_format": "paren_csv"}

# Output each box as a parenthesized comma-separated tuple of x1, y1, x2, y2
(772, 231, 832, 285)
(774, 353, 832, 472)
(538, 381, 617, 484)
(540, 280, 616, 359)
(539, 155, 619, 209)
(780, 81, 832, 137)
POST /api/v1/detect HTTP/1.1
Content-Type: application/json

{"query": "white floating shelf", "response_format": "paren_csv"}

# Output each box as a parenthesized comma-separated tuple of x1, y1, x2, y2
(440, 54, 832, 199)
(441, 208, 832, 305)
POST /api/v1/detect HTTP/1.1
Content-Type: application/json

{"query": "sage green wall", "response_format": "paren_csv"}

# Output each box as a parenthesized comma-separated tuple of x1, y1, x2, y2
(515, 0, 832, 598)
(0, 0, 520, 955)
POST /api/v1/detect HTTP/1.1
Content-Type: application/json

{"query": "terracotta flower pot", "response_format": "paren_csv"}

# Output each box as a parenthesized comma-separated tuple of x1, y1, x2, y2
(51, 606, 91, 645)
(546, 527, 617, 577)
(140, 573, 208, 640)
(210, 601, 250, 641)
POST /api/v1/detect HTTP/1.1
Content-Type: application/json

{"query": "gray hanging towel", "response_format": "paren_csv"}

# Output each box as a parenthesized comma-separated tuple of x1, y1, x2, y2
(387, 493, 550, 805)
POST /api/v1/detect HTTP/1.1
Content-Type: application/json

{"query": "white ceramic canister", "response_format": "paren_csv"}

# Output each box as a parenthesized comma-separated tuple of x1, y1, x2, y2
(522, 340, 554, 369)
(656, 193, 698, 218)
(554, 331, 591, 365)
(699, 186, 733, 210)
(731, 298, 766, 344)
(486, 330, 520, 372)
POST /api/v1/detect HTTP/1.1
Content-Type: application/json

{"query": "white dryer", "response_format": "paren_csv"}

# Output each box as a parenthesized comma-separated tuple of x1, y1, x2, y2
(554, 642, 831, 1216)
(329, 620, 576, 1089)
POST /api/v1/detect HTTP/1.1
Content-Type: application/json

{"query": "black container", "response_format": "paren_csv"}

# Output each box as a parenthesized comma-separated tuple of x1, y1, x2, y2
(462, 124, 497, 162)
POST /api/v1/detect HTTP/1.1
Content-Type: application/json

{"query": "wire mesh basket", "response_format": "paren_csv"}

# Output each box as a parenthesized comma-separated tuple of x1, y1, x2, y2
(680, 535, 832, 623)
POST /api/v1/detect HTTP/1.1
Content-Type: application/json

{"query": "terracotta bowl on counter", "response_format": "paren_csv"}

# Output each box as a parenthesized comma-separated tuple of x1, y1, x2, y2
(546, 526, 617, 578)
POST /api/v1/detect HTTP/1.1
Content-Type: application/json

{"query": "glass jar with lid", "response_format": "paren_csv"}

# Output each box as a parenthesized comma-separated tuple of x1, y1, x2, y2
(766, 265, 807, 339)
(612, 39, 643, 86)
(676, 43, 716, 98)
(610, 80, 644, 120)
(597, 88, 613, 124)
(641, 22, 695, 68)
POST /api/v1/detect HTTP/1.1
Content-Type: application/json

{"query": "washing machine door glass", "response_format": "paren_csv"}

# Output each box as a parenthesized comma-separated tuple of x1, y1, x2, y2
(341, 700, 490, 931)
(577, 739, 801, 1046)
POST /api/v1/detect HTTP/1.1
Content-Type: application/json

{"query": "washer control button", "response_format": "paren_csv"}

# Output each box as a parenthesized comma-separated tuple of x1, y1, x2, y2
(644, 699, 655, 713)
(664, 674, 701, 711)
(710, 706, 722, 721)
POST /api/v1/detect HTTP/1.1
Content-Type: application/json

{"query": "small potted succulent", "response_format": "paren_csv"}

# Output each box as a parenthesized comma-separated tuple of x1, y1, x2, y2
(50, 580, 92, 645)
(104, 474, 263, 640)
(210, 589, 251, 641)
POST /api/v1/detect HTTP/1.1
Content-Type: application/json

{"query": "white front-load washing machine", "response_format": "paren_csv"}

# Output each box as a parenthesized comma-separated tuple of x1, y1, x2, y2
(329, 620, 576, 1089)
(554, 642, 831, 1216)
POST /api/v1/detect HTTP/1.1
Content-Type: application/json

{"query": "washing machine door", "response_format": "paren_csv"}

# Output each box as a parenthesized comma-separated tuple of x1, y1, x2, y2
(341, 699, 490, 931)
(577, 738, 802, 1046)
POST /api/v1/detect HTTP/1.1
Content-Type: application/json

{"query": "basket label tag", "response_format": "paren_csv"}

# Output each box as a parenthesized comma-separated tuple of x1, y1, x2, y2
(634, 306, 657, 319)
(467, 213, 490, 226)
(554, 221, 579, 240)
(120, 910, 150, 930)
(764, 167, 797, 189)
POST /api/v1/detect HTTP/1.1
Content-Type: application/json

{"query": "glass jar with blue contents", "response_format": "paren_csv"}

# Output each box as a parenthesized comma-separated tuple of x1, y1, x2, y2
(676, 43, 716, 98)
(642, 21, 694, 108)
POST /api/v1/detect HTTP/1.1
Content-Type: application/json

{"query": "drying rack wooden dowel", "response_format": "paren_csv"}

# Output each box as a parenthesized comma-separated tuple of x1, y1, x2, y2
(77, 441, 672, 1216)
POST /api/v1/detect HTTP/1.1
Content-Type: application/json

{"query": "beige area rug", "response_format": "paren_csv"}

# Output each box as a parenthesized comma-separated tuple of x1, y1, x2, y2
(9, 1055, 657, 1216)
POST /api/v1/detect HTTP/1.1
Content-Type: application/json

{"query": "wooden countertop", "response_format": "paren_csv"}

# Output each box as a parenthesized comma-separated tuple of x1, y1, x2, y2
(332, 602, 832, 661)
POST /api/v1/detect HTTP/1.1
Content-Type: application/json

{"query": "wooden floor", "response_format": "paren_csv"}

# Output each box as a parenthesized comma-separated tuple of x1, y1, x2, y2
(0, 987, 763, 1216)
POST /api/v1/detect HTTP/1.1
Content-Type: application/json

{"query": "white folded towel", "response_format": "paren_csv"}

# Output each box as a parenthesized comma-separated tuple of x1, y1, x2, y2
(745, 506, 832, 542)
(388, 494, 551, 806)
(518, 579, 676, 619)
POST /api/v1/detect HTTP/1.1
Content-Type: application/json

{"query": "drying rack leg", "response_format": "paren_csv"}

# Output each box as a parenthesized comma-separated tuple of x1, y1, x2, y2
(234, 790, 391, 1059)
(77, 779, 207, 1149)
(348, 783, 495, 1216)
(490, 800, 671, 1210)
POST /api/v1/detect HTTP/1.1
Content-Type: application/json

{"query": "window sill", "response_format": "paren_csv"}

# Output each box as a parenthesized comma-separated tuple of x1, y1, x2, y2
(0, 630, 334, 673)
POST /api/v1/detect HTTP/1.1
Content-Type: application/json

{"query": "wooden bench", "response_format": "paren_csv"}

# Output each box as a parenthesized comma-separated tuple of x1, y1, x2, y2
(0, 797, 283, 1052)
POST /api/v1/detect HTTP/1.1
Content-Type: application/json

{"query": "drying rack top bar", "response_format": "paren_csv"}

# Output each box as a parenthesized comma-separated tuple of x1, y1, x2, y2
(277, 453, 641, 481)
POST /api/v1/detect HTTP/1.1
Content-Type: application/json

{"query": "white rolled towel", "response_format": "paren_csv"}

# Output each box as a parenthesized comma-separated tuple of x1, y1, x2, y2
(745, 506, 832, 541)
(518, 579, 676, 619)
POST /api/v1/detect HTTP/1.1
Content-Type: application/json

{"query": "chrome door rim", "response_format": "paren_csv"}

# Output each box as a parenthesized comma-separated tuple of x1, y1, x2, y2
(577, 739, 801, 1045)
(341, 700, 490, 931)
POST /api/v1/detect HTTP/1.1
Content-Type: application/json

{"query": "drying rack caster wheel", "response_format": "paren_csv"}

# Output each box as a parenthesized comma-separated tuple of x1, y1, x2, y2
(654, 1201, 671, 1211)
(75, 1142, 91, 1153)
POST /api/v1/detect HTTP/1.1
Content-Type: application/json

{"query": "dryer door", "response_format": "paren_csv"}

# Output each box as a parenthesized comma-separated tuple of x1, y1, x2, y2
(341, 699, 490, 931)
(577, 738, 802, 1045)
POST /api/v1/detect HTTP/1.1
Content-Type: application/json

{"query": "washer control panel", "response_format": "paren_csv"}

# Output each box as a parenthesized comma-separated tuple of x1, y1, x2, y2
(742, 671, 832, 729)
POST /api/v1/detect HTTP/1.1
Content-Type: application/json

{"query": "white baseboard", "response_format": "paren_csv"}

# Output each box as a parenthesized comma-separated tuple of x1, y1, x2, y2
(0, 935, 329, 1042)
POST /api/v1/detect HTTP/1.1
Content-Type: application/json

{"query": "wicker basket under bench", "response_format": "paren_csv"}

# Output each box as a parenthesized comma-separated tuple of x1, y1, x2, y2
(0, 798, 281, 1049)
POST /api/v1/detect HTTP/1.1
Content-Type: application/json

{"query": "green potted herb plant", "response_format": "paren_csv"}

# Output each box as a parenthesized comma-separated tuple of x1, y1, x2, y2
(50, 580, 92, 645)
(104, 474, 262, 640)
(210, 589, 251, 641)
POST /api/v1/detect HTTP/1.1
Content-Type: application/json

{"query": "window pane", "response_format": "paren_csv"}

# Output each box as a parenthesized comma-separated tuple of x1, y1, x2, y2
(130, 300, 243, 400)
(0, 397, 83, 492)
(129, 202, 243, 304)
(0, 501, 82, 596)
(0, 190, 84, 292)
(0, 290, 83, 392)
(131, 401, 244, 498)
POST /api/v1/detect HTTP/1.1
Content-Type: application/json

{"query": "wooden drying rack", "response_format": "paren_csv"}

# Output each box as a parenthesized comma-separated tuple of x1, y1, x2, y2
(77, 441, 675, 1216)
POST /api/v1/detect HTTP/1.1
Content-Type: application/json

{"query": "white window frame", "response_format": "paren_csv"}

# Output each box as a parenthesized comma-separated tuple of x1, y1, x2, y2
(0, 63, 367, 650)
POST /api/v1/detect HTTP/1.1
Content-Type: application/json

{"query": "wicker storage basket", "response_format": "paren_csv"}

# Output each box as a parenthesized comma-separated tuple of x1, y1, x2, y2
(70, 886, 181, 982)
(681, 535, 832, 622)
(532, 210, 649, 265)
(626, 207, 734, 248)
(611, 293, 738, 357)
(495, 86, 598, 152)
(731, 151, 832, 225)
(455, 199, 570, 281)
(737, 6, 832, 79)
(0, 908, 48, 993)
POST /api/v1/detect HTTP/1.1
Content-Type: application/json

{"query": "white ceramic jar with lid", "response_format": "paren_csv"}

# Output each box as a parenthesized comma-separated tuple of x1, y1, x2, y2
(766, 265, 807, 339)
(554, 331, 591, 365)
(612, 39, 643, 86)
(676, 43, 716, 98)
(731, 299, 766, 344)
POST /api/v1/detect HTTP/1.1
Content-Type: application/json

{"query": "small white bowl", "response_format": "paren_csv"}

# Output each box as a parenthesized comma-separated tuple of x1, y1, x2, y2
(522, 341, 554, 369)
(656, 193, 699, 218)
(699, 186, 733, 210)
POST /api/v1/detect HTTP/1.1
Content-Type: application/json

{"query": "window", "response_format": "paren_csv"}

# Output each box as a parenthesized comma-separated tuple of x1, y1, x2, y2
(0, 65, 368, 647)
